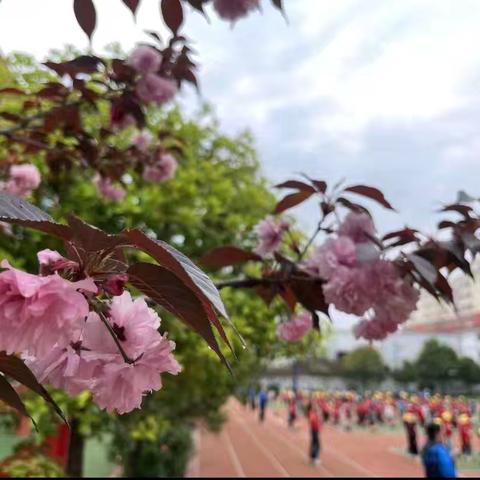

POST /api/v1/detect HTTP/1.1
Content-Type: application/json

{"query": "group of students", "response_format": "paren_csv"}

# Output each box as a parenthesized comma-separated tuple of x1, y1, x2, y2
(249, 387, 477, 477)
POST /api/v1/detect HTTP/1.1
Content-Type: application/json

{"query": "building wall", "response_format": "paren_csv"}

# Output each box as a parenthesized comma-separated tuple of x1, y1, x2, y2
(325, 328, 480, 369)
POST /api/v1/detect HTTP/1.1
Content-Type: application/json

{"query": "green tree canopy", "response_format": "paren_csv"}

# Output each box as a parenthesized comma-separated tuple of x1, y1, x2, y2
(341, 346, 387, 386)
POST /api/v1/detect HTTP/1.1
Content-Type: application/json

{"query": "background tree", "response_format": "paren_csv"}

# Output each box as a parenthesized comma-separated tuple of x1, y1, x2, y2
(341, 346, 387, 389)
(415, 339, 459, 391)
(0, 50, 306, 477)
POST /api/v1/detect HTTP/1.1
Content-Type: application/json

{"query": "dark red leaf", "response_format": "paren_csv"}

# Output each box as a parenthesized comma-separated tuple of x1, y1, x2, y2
(199, 246, 262, 268)
(274, 180, 316, 193)
(279, 285, 297, 312)
(0, 352, 66, 423)
(406, 253, 438, 285)
(44, 56, 103, 77)
(289, 276, 329, 316)
(67, 215, 127, 252)
(336, 197, 371, 215)
(255, 284, 277, 306)
(310, 179, 327, 193)
(383, 228, 418, 241)
(121, 0, 141, 15)
(273, 190, 314, 214)
(0, 375, 31, 419)
(0, 112, 21, 123)
(161, 0, 184, 35)
(344, 185, 395, 210)
(123, 230, 229, 320)
(0, 192, 72, 240)
(0, 88, 27, 95)
(271, 0, 284, 11)
(73, 0, 97, 40)
(435, 273, 454, 304)
(128, 263, 231, 369)
(438, 220, 457, 230)
(186, 0, 206, 14)
(440, 204, 473, 217)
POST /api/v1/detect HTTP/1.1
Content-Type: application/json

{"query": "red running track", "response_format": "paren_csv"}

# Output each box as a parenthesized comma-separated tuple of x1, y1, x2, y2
(187, 399, 480, 478)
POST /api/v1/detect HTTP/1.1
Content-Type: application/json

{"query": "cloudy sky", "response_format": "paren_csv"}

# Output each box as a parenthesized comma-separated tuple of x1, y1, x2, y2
(1, 0, 480, 236)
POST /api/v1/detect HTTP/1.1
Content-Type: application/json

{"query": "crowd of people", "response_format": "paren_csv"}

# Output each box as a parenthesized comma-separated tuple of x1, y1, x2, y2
(247, 387, 476, 477)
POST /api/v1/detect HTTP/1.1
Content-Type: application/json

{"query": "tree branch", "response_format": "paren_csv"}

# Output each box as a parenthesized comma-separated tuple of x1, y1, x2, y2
(215, 274, 319, 290)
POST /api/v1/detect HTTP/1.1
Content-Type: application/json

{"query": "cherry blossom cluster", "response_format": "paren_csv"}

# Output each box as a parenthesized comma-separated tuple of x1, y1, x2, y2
(96, 46, 179, 201)
(0, 163, 41, 197)
(254, 212, 419, 342)
(276, 312, 313, 342)
(0, 250, 180, 414)
(305, 213, 419, 340)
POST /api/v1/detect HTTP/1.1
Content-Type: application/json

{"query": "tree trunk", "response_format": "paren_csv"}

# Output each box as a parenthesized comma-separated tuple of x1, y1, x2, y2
(66, 417, 85, 477)
(125, 440, 145, 477)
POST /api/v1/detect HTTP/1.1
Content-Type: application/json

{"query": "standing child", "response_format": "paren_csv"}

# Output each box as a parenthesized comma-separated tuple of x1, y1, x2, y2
(308, 404, 322, 465)
(403, 411, 419, 456)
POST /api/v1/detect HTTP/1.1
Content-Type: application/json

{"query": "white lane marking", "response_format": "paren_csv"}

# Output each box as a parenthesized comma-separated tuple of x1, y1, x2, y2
(223, 429, 247, 478)
(262, 420, 336, 477)
(232, 416, 290, 478)
(263, 404, 378, 478)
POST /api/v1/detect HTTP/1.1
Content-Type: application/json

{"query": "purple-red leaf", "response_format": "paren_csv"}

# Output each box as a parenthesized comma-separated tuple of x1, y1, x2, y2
(344, 185, 395, 210)
(186, 0, 206, 14)
(310, 179, 327, 193)
(0, 375, 31, 419)
(289, 276, 329, 317)
(0, 352, 66, 423)
(0, 192, 72, 240)
(336, 197, 371, 215)
(73, 0, 97, 40)
(407, 253, 438, 285)
(161, 0, 184, 35)
(273, 190, 314, 214)
(122, 0, 141, 16)
(0, 88, 27, 96)
(274, 180, 316, 193)
(271, 0, 284, 10)
(67, 215, 126, 252)
(128, 262, 231, 368)
(440, 204, 473, 217)
(199, 246, 262, 268)
(123, 230, 229, 320)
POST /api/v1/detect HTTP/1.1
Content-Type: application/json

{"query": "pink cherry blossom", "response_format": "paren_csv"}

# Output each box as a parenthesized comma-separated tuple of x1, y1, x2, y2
(304, 236, 357, 279)
(254, 216, 289, 257)
(353, 317, 395, 341)
(81, 294, 181, 413)
(143, 153, 178, 182)
(37, 249, 78, 276)
(131, 130, 153, 152)
(338, 212, 375, 243)
(352, 261, 419, 340)
(136, 74, 177, 105)
(28, 344, 101, 396)
(4, 164, 41, 196)
(322, 266, 373, 316)
(277, 312, 313, 342)
(128, 46, 162, 74)
(94, 175, 126, 201)
(365, 260, 419, 318)
(91, 334, 181, 414)
(213, 0, 259, 21)
(37, 249, 64, 267)
(0, 260, 96, 357)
